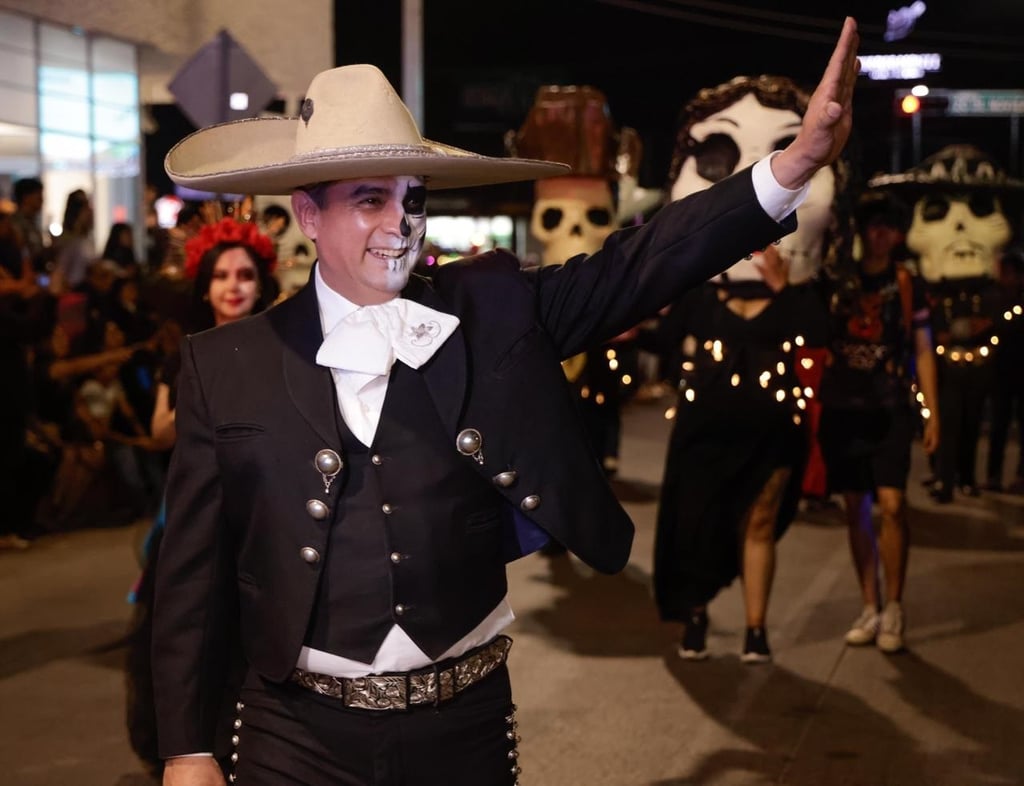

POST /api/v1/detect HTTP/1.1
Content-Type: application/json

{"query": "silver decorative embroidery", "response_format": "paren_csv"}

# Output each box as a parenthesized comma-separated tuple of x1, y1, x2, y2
(406, 320, 442, 346)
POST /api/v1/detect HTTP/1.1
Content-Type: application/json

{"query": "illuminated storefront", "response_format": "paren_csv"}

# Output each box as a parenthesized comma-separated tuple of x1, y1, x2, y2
(0, 8, 141, 254)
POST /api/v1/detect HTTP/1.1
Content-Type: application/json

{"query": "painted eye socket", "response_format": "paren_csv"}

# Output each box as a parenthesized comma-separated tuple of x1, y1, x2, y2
(541, 207, 564, 230)
(586, 208, 612, 227)
(968, 192, 996, 217)
(921, 195, 950, 222)
(403, 185, 427, 216)
(691, 133, 740, 183)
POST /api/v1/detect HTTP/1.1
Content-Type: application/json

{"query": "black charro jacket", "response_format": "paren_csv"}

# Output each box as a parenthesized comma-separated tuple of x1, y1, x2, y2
(152, 166, 794, 756)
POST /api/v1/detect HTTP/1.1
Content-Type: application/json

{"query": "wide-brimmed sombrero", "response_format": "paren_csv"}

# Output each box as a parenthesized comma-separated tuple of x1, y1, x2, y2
(165, 64, 570, 195)
(868, 144, 1024, 194)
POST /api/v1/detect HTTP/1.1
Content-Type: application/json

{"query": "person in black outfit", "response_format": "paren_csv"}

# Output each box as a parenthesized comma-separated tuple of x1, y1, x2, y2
(818, 191, 939, 653)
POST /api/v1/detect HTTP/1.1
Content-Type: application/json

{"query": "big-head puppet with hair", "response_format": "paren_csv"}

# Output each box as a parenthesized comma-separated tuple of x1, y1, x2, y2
(669, 75, 853, 287)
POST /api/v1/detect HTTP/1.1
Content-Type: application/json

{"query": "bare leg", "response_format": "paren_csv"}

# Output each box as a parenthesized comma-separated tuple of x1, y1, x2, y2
(742, 467, 791, 628)
(844, 491, 879, 608)
(875, 486, 908, 603)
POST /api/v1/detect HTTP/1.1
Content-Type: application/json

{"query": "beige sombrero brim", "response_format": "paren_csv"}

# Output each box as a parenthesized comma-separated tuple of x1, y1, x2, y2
(165, 116, 570, 195)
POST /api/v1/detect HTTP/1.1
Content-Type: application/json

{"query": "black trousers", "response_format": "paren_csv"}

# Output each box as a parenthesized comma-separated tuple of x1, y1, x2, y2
(937, 363, 993, 490)
(233, 663, 520, 786)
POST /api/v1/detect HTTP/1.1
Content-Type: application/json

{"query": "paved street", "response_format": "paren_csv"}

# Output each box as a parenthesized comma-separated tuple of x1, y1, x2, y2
(2, 394, 1023, 785)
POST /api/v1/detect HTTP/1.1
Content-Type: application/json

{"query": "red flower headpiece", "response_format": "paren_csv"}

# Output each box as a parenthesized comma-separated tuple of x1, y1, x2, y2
(184, 218, 278, 280)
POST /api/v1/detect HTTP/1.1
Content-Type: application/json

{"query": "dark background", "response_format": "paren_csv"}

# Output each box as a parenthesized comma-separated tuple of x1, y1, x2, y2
(148, 1, 1024, 210)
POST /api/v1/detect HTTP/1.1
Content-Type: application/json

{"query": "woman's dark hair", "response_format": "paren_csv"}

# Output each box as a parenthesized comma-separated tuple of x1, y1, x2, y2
(61, 189, 91, 235)
(186, 241, 277, 332)
(102, 222, 138, 270)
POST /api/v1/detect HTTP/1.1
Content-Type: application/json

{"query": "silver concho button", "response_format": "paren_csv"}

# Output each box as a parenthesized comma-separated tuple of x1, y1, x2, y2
(390, 551, 403, 563)
(394, 603, 406, 615)
(520, 494, 541, 511)
(305, 499, 329, 520)
(315, 449, 342, 475)
(299, 546, 320, 564)
(492, 470, 518, 488)
(456, 428, 484, 464)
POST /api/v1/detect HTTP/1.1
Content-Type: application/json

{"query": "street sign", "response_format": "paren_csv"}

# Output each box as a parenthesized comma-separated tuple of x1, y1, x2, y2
(946, 90, 1024, 117)
(169, 29, 277, 129)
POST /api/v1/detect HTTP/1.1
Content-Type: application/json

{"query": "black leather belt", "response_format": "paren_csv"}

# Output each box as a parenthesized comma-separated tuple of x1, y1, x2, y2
(290, 635, 512, 711)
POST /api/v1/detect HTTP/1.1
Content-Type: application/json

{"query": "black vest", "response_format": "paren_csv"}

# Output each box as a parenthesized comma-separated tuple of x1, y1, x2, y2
(305, 362, 508, 662)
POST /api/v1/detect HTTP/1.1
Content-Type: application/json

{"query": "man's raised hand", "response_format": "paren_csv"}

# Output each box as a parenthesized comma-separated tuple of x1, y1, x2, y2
(772, 16, 860, 190)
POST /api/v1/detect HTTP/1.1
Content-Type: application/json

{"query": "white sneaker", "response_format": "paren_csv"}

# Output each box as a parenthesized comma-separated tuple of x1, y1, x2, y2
(844, 605, 880, 645)
(877, 601, 905, 653)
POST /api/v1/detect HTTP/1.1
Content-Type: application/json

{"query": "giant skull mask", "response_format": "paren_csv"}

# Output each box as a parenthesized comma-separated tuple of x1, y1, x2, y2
(669, 77, 845, 284)
(510, 85, 641, 266)
(907, 192, 1010, 281)
(531, 176, 615, 265)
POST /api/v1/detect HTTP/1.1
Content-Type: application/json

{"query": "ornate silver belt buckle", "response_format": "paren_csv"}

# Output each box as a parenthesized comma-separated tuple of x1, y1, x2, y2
(344, 674, 409, 710)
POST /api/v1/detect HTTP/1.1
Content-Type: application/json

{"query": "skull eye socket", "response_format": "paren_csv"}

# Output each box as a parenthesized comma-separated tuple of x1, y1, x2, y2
(968, 192, 996, 217)
(541, 207, 564, 231)
(691, 133, 741, 183)
(773, 135, 797, 153)
(586, 208, 612, 227)
(921, 195, 950, 222)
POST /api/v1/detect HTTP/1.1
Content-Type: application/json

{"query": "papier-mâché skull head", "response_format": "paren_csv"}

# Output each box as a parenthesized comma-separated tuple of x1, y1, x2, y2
(668, 75, 849, 284)
(510, 85, 641, 265)
(530, 176, 615, 265)
(870, 145, 1023, 282)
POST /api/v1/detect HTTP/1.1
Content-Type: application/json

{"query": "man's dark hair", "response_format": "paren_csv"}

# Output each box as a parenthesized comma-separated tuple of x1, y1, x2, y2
(855, 191, 910, 234)
(13, 177, 43, 205)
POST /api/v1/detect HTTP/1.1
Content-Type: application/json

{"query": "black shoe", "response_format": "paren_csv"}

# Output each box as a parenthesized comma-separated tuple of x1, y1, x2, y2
(678, 609, 709, 660)
(981, 479, 1003, 493)
(929, 484, 953, 504)
(741, 627, 772, 664)
(959, 484, 981, 498)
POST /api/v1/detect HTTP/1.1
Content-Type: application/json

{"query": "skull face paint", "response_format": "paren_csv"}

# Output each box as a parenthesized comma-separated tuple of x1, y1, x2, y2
(669, 82, 840, 284)
(530, 176, 616, 266)
(300, 176, 426, 304)
(907, 192, 1011, 281)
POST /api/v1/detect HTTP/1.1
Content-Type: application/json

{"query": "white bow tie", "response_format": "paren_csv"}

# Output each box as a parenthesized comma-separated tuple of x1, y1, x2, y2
(316, 298, 460, 376)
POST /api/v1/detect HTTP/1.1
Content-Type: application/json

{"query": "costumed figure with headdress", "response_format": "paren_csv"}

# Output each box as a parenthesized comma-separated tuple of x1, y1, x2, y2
(508, 85, 645, 482)
(651, 75, 848, 662)
(871, 144, 1024, 502)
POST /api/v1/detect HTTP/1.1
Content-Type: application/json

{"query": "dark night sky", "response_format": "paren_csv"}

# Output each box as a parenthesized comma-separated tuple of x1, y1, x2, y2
(149, 2, 1024, 200)
(336, 0, 1024, 189)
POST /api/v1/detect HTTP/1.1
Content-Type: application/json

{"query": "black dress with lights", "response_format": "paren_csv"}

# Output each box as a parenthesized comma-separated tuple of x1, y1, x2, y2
(652, 281, 826, 620)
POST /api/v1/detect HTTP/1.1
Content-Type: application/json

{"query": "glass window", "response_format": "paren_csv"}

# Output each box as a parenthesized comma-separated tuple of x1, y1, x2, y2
(0, 11, 37, 127)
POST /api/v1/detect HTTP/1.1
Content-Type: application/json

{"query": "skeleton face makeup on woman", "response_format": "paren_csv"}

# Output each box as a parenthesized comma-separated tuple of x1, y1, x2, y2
(670, 87, 837, 284)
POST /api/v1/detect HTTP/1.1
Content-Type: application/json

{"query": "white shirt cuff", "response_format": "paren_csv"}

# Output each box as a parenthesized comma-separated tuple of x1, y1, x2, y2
(751, 152, 811, 223)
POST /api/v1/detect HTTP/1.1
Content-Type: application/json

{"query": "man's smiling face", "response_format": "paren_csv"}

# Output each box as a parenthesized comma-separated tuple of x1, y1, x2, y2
(293, 175, 427, 305)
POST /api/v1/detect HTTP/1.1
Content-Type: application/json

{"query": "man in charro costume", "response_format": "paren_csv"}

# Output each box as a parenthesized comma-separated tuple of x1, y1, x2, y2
(151, 20, 859, 785)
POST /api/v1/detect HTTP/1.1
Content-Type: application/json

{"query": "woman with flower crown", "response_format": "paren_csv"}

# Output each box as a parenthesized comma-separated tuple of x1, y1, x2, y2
(126, 216, 277, 779)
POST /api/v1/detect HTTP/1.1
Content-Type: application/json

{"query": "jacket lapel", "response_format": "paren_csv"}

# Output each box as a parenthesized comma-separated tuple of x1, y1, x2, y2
(403, 274, 467, 437)
(270, 273, 342, 448)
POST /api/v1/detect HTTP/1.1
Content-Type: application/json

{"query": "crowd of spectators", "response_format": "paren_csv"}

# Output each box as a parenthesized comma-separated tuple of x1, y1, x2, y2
(0, 178, 290, 550)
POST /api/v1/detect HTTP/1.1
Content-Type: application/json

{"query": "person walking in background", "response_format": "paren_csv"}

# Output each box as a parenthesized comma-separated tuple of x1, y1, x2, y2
(818, 191, 939, 653)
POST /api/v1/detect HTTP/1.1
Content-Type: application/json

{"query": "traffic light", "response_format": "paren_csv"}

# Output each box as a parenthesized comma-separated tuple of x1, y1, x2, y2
(895, 90, 950, 117)
(900, 94, 921, 114)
